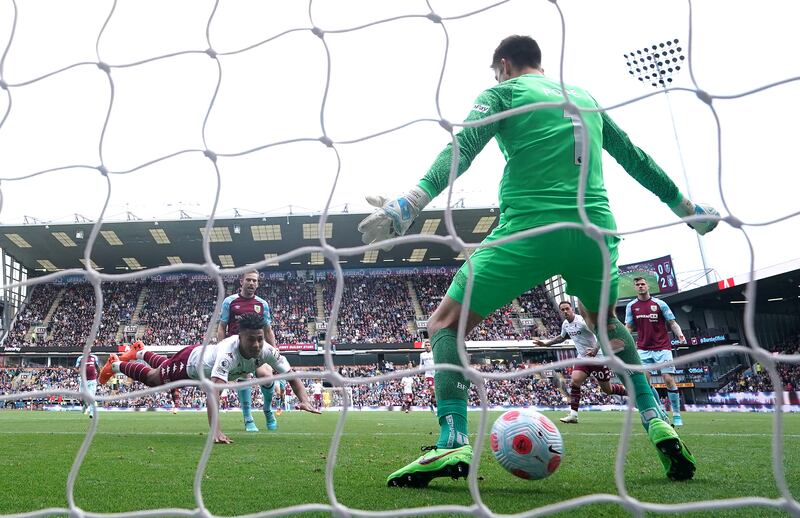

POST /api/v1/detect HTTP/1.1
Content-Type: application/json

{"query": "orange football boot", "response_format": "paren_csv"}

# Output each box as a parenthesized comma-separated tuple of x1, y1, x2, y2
(118, 340, 145, 362)
(98, 353, 119, 385)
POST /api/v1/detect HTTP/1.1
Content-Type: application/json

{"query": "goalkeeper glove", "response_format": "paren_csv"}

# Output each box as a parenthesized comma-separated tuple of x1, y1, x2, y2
(669, 195, 720, 236)
(357, 186, 431, 250)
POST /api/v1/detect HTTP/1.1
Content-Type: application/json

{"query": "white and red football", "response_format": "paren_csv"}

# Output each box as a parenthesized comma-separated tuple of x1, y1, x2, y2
(490, 409, 563, 480)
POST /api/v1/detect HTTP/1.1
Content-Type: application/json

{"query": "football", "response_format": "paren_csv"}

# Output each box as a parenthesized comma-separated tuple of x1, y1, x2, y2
(490, 409, 564, 480)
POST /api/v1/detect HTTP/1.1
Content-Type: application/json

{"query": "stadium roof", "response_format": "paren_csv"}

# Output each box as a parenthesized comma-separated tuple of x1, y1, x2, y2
(0, 208, 500, 275)
(660, 268, 800, 314)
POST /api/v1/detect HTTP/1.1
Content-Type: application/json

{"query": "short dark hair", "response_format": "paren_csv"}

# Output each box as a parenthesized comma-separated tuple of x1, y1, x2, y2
(491, 35, 541, 70)
(238, 312, 264, 331)
(633, 277, 646, 283)
(558, 300, 572, 308)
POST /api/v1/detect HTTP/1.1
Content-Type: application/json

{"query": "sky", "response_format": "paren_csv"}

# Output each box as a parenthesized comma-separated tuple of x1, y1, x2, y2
(0, 0, 798, 287)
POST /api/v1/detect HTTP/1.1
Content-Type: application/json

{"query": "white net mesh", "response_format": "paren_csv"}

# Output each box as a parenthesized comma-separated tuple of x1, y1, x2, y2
(1, 0, 799, 516)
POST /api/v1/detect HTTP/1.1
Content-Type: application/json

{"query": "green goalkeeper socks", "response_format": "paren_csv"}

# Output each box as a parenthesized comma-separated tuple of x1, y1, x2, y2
(436, 400, 469, 448)
(606, 317, 668, 430)
(431, 328, 470, 448)
(651, 384, 661, 406)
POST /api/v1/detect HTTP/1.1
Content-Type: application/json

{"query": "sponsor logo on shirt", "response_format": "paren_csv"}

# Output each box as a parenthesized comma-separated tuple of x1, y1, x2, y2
(472, 103, 490, 113)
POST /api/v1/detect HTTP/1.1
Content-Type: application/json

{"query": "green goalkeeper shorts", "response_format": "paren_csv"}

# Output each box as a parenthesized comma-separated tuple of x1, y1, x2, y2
(446, 223, 620, 317)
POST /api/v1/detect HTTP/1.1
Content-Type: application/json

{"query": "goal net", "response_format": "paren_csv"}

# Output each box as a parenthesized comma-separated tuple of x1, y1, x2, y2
(0, 0, 798, 516)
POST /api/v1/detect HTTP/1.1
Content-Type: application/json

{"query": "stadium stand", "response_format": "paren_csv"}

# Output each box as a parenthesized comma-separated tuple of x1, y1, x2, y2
(411, 275, 561, 341)
(0, 362, 624, 410)
(320, 273, 416, 344)
(137, 279, 218, 346)
(1, 271, 565, 349)
(719, 362, 800, 393)
(7, 358, 800, 412)
(411, 273, 450, 316)
(263, 276, 316, 344)
(467, 306, 518, 341)
(3, 283, 62, 347)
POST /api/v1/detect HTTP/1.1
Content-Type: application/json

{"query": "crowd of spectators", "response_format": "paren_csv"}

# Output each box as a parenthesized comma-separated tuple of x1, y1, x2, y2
(2, 283, 61, 346)
(7, 283, 145, 349)
(97, 282, 141, 344)
(720, 363, 800, 393)
(320, 274, 415, 344)
(412, 274, 450, 316)
(1, 272, 564, 349)
(467, 307, 519, 341)
(0, 367, 17, 393)
(0, 362, 621, 411)
(1, 366, 216, 409)
(138, 279, 217, 346)
(715, 339, 800, 394)
(317, 362, 582, 408)
(7, 340, 800, 410)
(518, 285, 563, 337)
(46, 285, 97, 348)
(263, 278, 315, 344)
(411, 275, 561, 341)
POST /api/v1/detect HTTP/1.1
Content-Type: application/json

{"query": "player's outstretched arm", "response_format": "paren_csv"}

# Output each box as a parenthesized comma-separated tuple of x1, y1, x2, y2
(667, 196, 720, 236)
(288, 376, 321, 414)
(534, 335, 567, 347)
(208, 377, 232, 444)
(357, 188, 431, 250)
(601, 112, 719, 235)
(357, 88, 505, 250)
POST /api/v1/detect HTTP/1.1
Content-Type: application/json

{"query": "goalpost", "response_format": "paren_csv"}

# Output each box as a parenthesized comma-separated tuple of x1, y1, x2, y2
(0, 1, 798, 516)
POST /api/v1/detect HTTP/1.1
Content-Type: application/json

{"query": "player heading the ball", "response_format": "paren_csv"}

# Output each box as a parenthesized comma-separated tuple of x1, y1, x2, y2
(359, 35, 718, 487)
(99, 312, 319, 444)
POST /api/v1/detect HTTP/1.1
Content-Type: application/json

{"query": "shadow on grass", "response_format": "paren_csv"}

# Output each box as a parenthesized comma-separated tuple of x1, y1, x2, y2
(627, 476, 716, 488)
(420, 484, 568, 497)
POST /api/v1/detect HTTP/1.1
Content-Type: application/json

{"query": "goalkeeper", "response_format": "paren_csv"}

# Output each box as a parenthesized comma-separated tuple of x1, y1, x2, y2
(358, 35, 719, 487)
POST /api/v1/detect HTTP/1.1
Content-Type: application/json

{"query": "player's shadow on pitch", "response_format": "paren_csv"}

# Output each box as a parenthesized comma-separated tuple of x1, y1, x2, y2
(627, 475, 706, 487)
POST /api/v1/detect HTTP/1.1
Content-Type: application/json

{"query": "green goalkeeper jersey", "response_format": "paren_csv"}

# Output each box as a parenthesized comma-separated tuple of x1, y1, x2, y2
(417, 74, 681, 232)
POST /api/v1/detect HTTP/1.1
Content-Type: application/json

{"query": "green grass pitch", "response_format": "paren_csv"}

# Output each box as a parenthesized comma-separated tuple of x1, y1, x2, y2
(618, 270, 661, 299)
(0, 410, 798, 517)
